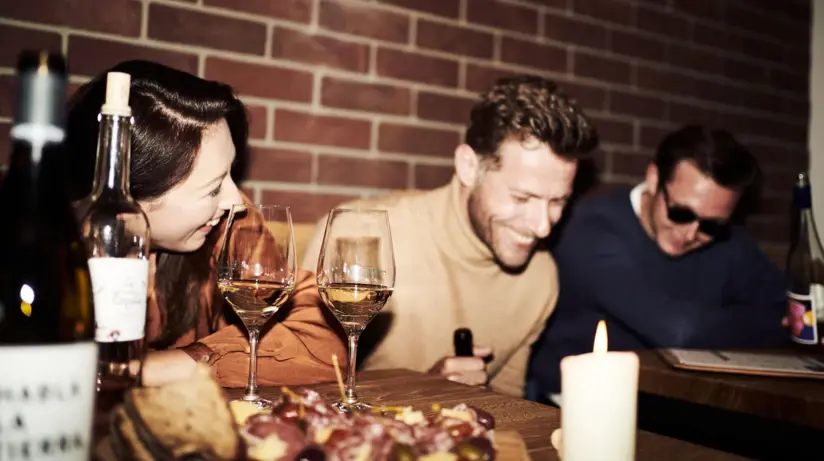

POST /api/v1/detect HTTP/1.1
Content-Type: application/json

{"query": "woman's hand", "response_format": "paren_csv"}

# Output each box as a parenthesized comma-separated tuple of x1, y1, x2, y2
(141, 349, 200, 386)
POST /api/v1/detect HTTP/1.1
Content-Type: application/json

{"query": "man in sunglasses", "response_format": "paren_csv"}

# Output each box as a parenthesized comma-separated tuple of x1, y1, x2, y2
(526, 124, 788, 403)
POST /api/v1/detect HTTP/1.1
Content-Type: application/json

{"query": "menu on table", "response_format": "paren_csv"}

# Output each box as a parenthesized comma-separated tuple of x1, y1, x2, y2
(660, 348, 824, 379)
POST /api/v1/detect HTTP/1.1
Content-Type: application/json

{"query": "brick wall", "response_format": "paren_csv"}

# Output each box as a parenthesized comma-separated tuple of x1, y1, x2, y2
(0, 0, 812, 259)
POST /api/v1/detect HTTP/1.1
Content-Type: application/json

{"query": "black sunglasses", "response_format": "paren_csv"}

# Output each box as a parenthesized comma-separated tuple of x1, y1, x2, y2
(660, 187, 730, 240)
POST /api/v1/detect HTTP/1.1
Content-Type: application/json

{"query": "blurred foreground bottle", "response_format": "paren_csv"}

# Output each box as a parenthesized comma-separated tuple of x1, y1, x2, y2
(786, 172, 824, 346)
(0, 51, 97, 460)
(79, 72, 150, 408)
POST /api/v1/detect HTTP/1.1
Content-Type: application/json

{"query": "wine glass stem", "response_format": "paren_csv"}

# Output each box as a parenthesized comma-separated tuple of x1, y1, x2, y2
(345, 333, 359, 404)
(244, 327, 261, 401)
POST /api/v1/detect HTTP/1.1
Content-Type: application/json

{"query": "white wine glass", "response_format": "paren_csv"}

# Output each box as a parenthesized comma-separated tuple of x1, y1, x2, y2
(317, 208, 395, 412)
(217, 204, 296, 409)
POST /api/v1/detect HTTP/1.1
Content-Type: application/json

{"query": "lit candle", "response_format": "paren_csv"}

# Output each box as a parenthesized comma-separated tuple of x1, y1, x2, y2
(560, 320, 639, 461)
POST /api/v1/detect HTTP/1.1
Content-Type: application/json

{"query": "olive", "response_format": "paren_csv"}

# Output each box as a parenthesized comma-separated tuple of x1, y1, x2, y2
(389, 443, 417, 461)
(468, 406, 495, 430)
(294, 444, 326, 461)
(455, 437, 495, 461)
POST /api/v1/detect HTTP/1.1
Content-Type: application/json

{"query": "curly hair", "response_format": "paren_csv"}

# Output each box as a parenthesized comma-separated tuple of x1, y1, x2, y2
(465, 75, 598, 166)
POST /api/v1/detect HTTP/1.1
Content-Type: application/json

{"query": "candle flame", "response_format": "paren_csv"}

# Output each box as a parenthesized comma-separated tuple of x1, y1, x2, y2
(593, 320, 608, 353)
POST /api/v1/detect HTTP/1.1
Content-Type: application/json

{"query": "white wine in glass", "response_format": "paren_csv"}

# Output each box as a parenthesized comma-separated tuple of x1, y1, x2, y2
(317, 209, 395, 412)
(217, 204, 296, 408)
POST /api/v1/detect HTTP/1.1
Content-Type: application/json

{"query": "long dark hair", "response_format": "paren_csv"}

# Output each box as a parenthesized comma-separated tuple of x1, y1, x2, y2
(65, 60, 249, 349)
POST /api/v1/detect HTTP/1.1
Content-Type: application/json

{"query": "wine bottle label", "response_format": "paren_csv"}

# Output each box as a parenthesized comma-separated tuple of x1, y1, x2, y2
(88, 257, 149, 343)
(787, 284, 824, 345)
(0, 342, 97, 461)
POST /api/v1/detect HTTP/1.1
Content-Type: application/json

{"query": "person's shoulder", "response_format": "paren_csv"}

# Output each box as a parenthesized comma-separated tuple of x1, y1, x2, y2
(335, 188, 436, 212)
(564, 185, 635, 228)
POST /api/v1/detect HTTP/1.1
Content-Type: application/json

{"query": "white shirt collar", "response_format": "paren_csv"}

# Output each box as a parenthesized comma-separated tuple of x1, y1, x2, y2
(630, 183, 646, 217)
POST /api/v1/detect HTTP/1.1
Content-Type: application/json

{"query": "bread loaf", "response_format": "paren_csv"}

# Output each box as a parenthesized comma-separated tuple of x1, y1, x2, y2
(103, 364, 242, 461)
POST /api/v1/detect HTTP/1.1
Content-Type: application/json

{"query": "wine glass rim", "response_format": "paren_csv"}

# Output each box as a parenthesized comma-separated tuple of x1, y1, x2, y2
(330, 207, 387, 214)
(230, 203, 292, 211)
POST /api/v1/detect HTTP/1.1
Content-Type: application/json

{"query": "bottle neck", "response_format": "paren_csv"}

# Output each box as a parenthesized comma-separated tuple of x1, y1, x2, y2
(90, 113, 133, 200)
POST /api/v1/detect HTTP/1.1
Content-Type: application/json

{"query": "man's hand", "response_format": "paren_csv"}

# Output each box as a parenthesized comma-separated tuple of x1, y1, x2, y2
(427, 346, 493, 386)
(140, 349, 200, 386)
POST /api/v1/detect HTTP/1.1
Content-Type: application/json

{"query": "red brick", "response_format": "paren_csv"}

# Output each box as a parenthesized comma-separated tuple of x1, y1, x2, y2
(464, 64, 519, 93)
(611, 151, 651, 177)
(724, 59, 769, 87)
(204, 57, 313, 103)
(376, 48, 459, 88)
(0, 76, 14, 119)
(318, 155, 409, 189)
(271, 28, 370, 74)
(668, 102, 718, 127)
(636, 65, 695, 95)
(274, 110, 371, 150)
(246, 105, 268, 140)
(667, 44, 724, 77)
(245, 147, 312, 183)
(417, 92, 474, 125)
(204, 0, 312, 23)
(521, 0, 568, 8)
(467, 0, 539, 35)
(588, 115, 634, 146)
(639, 124, 675, 150)
(321, 77, 411, 115)
(501, 37, 568, 73)
(745, 216, 788, 244)
(543, 12, 607, 50)
(671, 0, 725, 21)
(259, 190, 355, 222)
(573, 52, 631, 85)
(416, 20, 494, 59)
(0, 124, 9, 166)
(0, 25, 62, 68)
(756, 195, 791, 215)
(738, 88, 783, 114)
(376, 0, 460, 18)
(771, 69, 809, 96)
(557, 80, 607, 112)
(149, 4, 266, 55)
(414, 164, 454, 189)
(320, 0, 410, 44)
(637, 6, 691, 40)
(742, 37, 785, 65)
(610, 30, 666, 62)
(609, 91, 667, 120)
(378, 124, 460, 157)
(573, 0, 635, 26)
(68, 36, 199, 77)
(692, 23, 744, 53)
(728, 6, 803, 45)
(0, 0, 140, 37)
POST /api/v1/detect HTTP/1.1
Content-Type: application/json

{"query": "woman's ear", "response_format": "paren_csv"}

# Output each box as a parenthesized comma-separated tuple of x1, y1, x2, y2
(454, 144, 481, 188)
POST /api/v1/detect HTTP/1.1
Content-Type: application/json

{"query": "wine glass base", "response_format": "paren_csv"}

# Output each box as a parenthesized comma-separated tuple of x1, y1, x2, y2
(332, 400, 373, 413)
(233, 396, 273, 411)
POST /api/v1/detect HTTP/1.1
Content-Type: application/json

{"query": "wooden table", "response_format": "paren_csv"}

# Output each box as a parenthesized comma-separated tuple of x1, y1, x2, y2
(226, 368, 750, 461)
(638, 349, 824, 430)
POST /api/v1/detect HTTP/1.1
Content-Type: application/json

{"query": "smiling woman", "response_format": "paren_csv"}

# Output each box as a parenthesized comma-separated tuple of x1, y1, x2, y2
(63, 60, 345, 388)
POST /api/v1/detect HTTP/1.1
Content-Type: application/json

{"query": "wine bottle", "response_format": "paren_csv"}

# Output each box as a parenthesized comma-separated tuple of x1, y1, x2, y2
(79, 72, 150, 399)
(0, 51, 97, 461)
(786, 172, 824, 346)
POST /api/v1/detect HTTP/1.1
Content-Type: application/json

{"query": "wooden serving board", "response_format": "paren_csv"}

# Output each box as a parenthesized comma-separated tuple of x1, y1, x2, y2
(495, 429, 532, 461)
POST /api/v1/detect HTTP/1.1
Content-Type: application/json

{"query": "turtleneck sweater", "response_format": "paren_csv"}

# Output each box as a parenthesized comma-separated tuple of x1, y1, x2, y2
(301, 177, 558, 397)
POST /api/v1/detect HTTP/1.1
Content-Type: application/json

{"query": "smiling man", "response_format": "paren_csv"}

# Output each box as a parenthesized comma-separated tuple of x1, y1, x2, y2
(302, 75, 598, 397)
(526, 125, 788, 402)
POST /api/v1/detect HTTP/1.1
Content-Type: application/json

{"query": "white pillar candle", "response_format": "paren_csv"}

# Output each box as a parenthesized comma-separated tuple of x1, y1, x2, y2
(560, 320, 639, 461)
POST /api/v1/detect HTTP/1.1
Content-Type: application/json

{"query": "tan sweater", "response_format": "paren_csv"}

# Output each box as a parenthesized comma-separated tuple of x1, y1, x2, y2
(301, 177, 558, 397)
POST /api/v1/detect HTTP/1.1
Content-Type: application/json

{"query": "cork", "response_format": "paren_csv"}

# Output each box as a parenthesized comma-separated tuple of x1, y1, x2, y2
(101, 71, 132, 117)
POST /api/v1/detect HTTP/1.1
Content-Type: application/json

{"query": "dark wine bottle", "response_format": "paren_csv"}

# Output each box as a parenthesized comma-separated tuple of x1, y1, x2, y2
(0, 51, 97, 460)
(786, 172, 824, 346)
